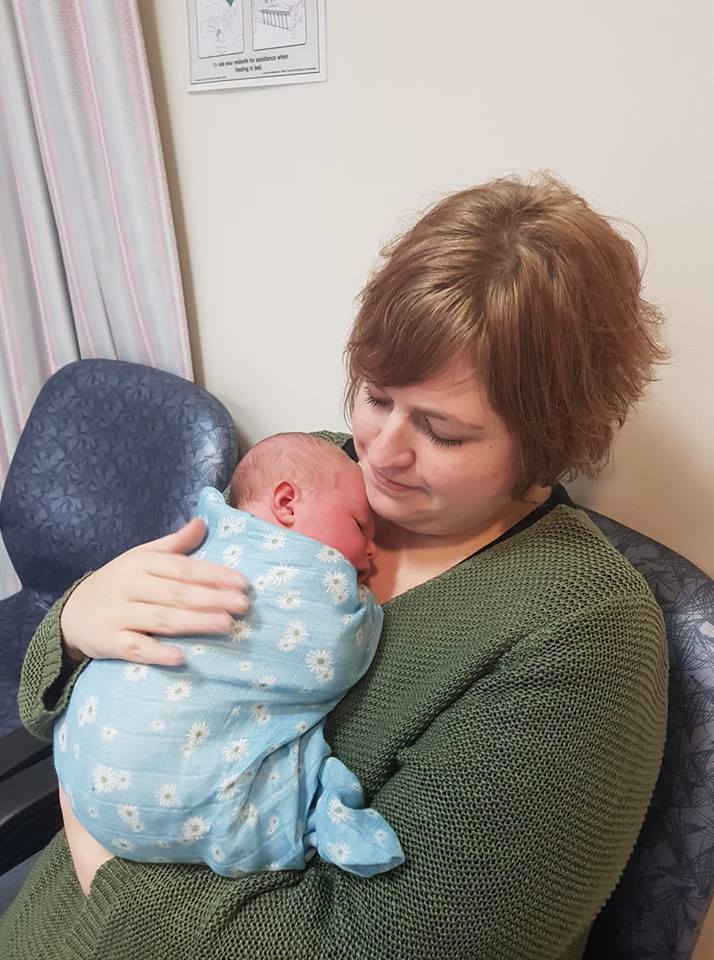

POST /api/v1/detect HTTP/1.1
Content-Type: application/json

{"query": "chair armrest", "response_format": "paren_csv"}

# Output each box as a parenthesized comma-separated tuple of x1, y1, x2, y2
(0, 729, 61, 874)
(0, 726, 52, 782)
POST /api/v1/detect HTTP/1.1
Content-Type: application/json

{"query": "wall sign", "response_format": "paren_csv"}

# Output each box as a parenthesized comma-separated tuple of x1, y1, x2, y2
(187, 0, 326, 91)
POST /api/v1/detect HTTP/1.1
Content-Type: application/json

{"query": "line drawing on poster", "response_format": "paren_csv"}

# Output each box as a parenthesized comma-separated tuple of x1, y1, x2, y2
(197, 0, 244, 59)
(252, 0, 306, 51)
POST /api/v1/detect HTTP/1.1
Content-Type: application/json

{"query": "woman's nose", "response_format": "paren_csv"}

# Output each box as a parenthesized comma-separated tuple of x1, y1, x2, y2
(368, 416, 415, 470)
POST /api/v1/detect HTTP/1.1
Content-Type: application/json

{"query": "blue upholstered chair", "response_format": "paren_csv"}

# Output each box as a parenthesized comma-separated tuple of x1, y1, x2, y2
(0, 359, 239, 740)
(1, 363, 713, 958)
(582, 511, 714, 959)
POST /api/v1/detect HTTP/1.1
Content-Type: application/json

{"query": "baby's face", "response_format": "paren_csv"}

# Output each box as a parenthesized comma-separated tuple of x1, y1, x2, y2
(294, 461, 376, 584)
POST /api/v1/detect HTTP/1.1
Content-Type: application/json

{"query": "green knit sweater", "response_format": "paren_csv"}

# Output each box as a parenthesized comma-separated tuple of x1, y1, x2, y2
(0, 431, 668, 960)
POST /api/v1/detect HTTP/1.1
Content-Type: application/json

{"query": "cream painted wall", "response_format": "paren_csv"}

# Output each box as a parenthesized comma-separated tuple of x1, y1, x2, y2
(139, 0, 713, 577)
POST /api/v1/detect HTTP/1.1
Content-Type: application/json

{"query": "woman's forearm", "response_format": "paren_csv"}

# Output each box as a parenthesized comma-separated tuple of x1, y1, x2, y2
(202, 595, 667, 960)
(18, 576, 92, 741)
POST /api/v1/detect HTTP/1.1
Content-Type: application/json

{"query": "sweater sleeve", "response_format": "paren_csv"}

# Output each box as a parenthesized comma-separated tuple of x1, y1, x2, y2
(206, 593, 668, 960)
(17, 576, 91, 742)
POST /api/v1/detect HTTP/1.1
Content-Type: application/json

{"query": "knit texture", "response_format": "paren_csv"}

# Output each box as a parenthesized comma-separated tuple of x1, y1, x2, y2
(1, 431, 668, 960)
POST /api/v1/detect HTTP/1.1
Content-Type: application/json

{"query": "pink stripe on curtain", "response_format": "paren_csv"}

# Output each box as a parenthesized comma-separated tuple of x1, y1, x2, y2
(9, 0, 192, 374)
(70, 0, 158, 367)
(1, 107, 59, 375)
(0, 253, 27, 431)
(126, 0, 193, 376)
(12, 0, 97, 355)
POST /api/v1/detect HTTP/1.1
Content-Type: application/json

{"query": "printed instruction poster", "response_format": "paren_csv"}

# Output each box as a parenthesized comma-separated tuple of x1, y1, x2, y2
(187, 0, 326, 91)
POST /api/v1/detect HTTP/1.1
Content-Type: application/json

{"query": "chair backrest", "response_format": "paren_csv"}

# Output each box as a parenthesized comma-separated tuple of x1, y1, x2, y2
(583, 509, 714, 960)
(0, 359, 239, 603)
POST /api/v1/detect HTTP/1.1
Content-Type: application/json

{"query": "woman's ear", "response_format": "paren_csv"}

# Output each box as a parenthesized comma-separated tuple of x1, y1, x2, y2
(270, 480, 299, 526)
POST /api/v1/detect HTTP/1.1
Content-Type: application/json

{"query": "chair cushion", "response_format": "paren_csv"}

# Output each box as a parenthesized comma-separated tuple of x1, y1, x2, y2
(0, 590, 50, 737)
(0, 359, 238, 601)
(584, 509, 714, 959)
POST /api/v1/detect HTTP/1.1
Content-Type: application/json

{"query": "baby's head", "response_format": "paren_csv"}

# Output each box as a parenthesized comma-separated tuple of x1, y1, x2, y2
(229, 433, 376, 583)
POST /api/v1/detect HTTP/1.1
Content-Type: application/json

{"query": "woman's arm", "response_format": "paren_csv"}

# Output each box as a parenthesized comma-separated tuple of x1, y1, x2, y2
(17, 518, 251, 741)
(203, 594, 668, 959)
(18, 576, 91, 742)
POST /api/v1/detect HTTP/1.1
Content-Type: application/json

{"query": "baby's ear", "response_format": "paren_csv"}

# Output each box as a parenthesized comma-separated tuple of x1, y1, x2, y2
(271, 480, 299, 526)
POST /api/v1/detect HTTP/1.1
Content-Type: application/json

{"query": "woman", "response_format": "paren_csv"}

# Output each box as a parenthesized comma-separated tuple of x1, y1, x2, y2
(1, 172, 669, 959)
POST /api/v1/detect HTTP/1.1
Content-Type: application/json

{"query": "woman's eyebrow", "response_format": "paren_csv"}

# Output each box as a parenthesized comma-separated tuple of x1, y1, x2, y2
(411, 405, 484, 430)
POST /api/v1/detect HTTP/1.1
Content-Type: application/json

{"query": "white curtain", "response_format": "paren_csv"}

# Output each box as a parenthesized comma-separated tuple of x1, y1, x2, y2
(0, 0, 193, 598)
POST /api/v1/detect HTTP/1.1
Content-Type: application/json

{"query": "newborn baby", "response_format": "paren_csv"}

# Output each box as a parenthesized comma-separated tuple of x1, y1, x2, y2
(54, 433, 404, 879)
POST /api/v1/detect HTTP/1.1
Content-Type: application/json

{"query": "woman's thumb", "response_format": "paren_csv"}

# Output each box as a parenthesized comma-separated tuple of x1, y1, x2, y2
(145, 516, 207, 554)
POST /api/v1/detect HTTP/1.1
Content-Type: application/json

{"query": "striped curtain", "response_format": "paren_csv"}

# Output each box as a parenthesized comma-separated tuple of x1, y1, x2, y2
(0, 0, 193, 598)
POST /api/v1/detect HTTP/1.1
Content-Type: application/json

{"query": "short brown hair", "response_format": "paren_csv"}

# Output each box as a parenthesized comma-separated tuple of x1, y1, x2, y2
(230, 432, 351, 507)
(344, 172, 668, 498)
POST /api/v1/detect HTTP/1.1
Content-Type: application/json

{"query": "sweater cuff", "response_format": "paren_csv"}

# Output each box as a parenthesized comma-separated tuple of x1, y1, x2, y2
(18, 574, 93, 742)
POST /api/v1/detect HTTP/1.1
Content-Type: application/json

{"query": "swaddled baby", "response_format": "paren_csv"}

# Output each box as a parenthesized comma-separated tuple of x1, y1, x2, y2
(54, 433, 404, 878)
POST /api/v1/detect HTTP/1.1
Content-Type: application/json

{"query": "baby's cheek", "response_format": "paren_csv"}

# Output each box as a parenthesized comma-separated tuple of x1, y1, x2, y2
(347, 537, 366, 569)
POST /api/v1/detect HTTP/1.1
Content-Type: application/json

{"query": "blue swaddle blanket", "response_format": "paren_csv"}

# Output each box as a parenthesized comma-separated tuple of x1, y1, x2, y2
(54, 487, 404, 878)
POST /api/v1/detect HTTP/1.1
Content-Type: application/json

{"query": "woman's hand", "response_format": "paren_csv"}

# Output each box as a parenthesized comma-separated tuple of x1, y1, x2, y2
(60, 517, 250, 666)
(58, 784, 114, 897)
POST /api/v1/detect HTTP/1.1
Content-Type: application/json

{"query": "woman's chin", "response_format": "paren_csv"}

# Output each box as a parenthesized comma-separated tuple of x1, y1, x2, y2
(368, 492, 430, 535)
(365, 483, 400, 517)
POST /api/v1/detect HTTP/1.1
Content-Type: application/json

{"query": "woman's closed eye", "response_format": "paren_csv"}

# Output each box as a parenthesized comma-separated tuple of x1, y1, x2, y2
(363, 389, 390, 410)
(364, 388, 464, 448)
(422, 423, 463, 448)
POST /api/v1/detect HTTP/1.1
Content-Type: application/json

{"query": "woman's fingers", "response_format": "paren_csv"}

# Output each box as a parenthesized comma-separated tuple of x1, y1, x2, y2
(59, 517, 250, 664)
(127, 575, 249, 616)
(143, 551, 249, 592)
(133, 516, 208, 556)
(125, 603, 237, 639)
(114, 631, 187, 667)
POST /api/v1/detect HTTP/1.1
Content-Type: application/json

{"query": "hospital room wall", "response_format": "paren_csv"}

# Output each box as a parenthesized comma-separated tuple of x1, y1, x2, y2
(139, 0, 713, 578)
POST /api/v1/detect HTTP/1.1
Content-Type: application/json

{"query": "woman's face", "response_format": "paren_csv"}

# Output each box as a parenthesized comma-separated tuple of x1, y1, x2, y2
(351, 359, 526, 538)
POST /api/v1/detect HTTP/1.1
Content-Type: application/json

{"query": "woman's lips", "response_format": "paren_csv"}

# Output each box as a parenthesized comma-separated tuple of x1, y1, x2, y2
(369, 463, 415, 493)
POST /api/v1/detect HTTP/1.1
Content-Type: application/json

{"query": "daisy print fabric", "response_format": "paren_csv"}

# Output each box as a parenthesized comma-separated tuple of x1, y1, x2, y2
(53, 486, 403, 879)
